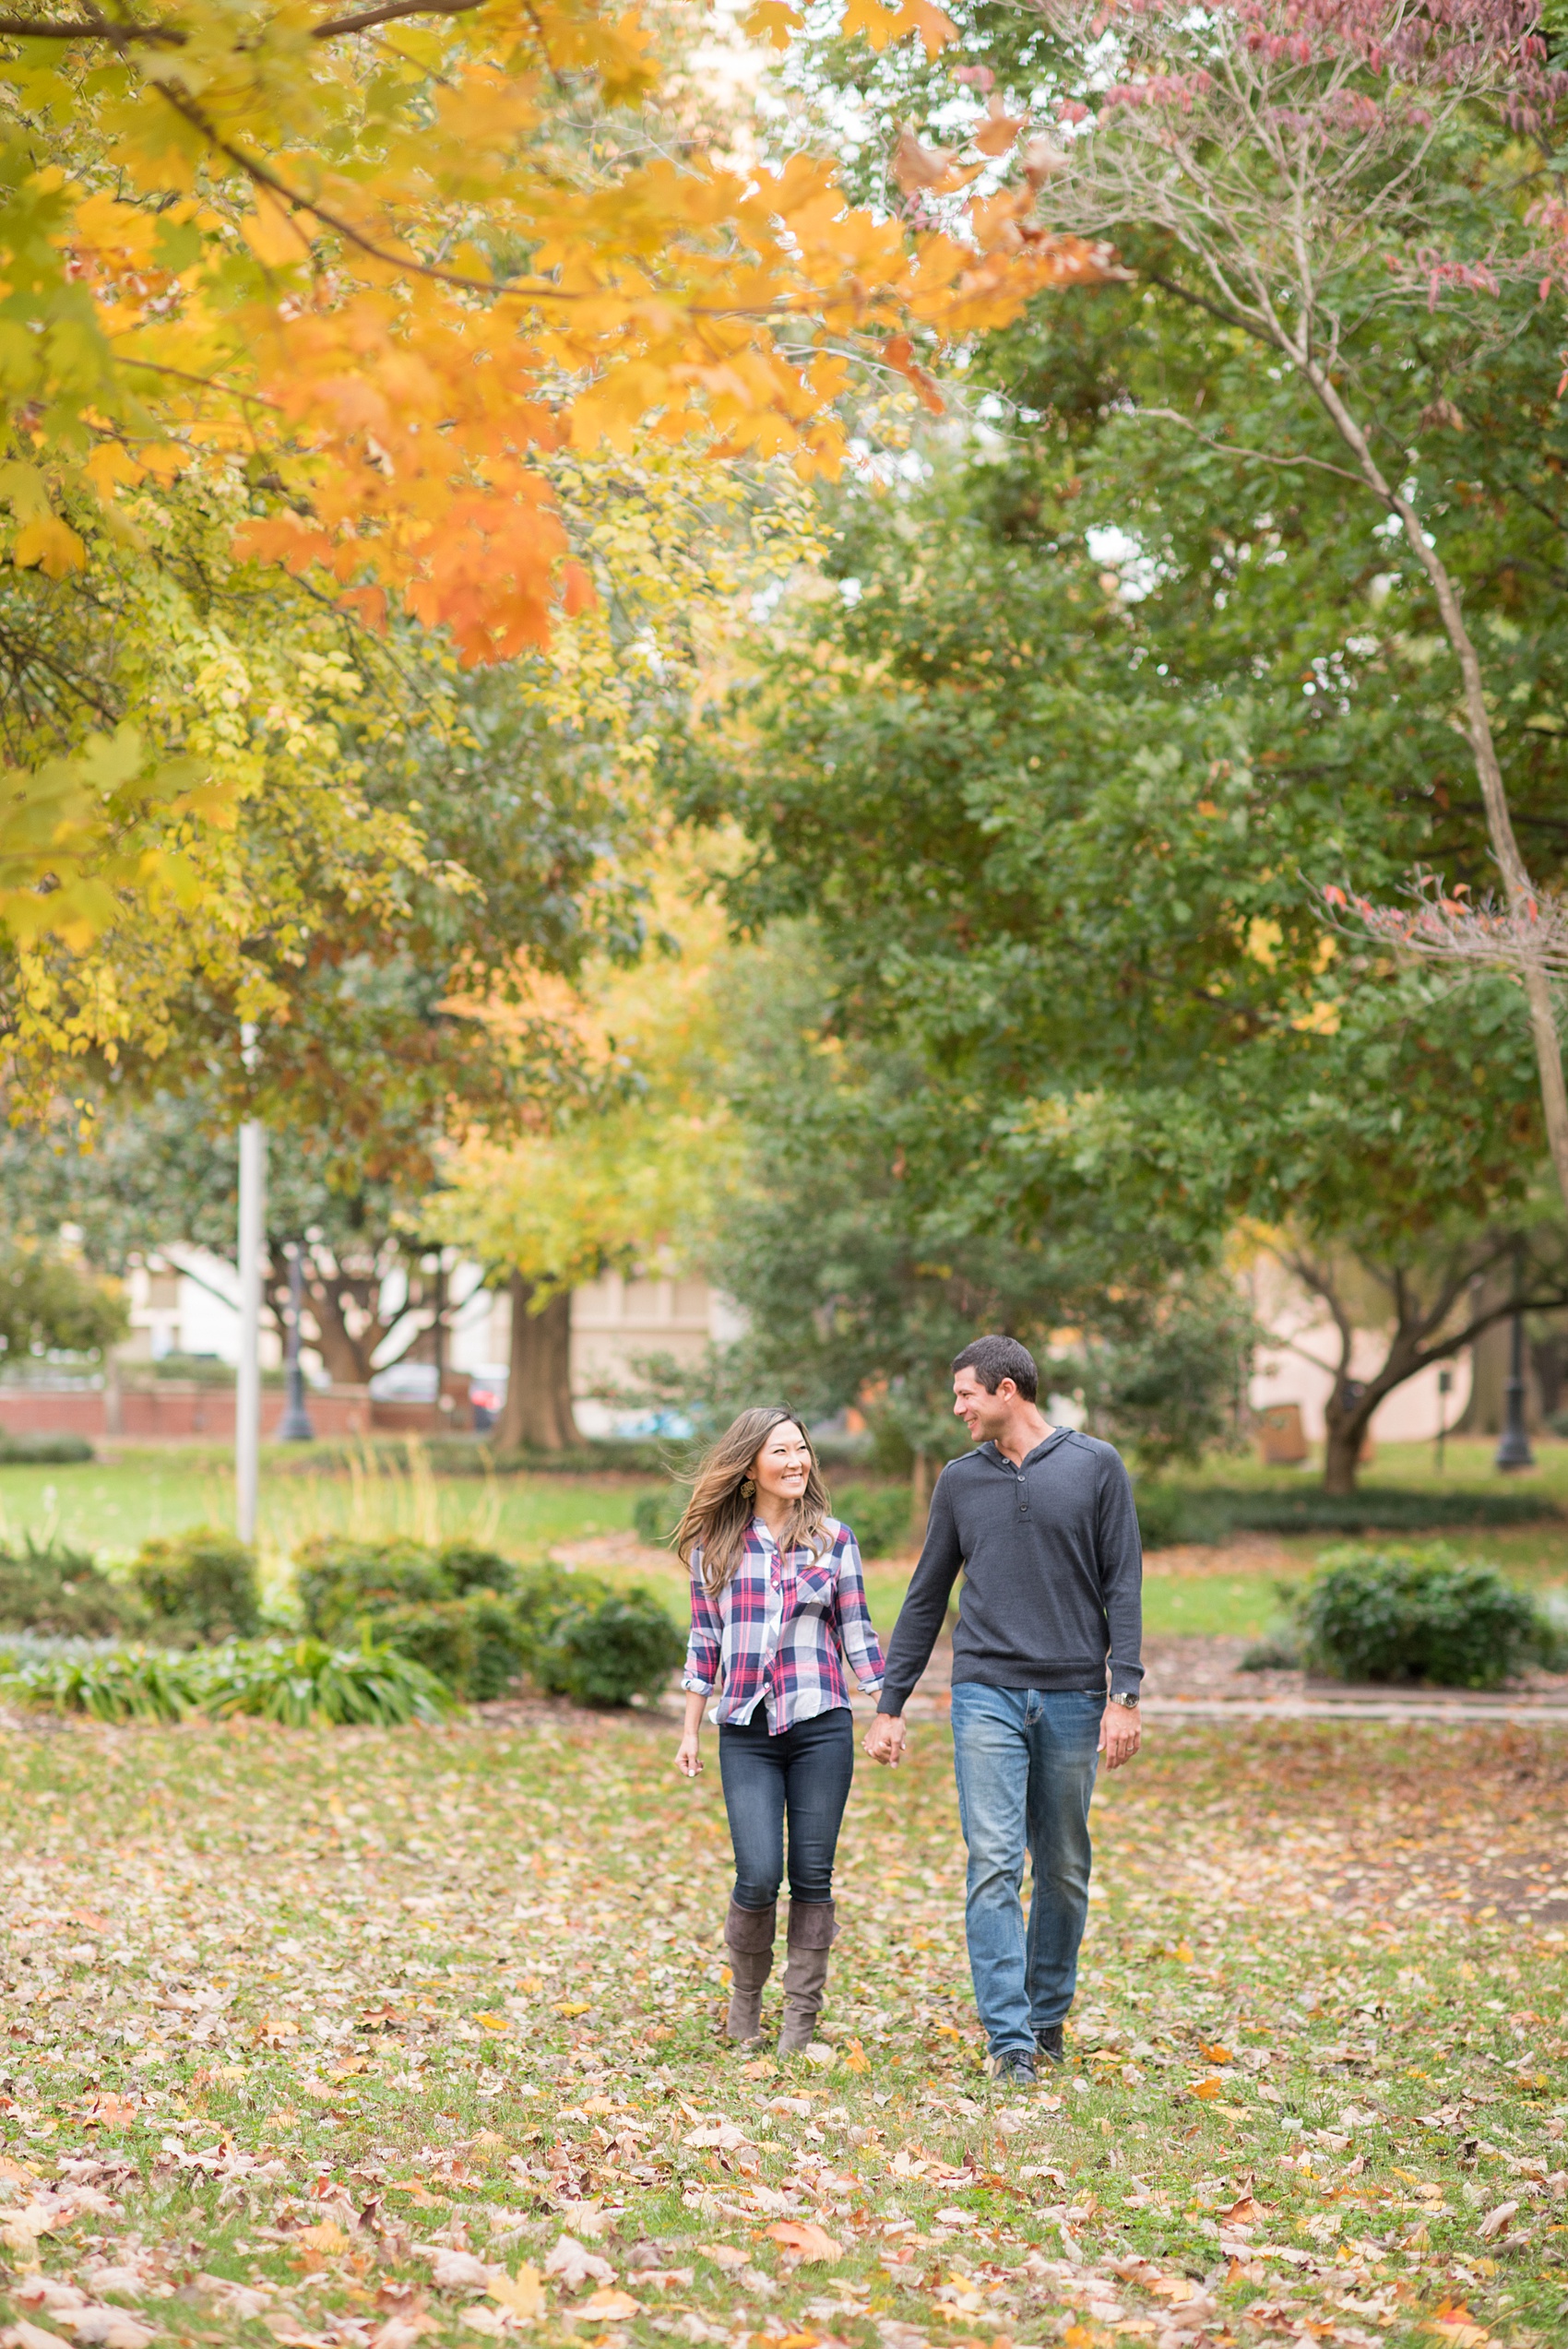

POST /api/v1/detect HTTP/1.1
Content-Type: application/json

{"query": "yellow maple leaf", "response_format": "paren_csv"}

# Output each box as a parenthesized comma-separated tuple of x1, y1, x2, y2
(489, 2264, 544, 2319)
(13, 514, 86, 577)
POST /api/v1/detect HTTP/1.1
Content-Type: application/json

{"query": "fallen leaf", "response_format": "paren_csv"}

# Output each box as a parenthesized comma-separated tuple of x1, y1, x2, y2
(1190, 2079, 1223, 2100)
(7, 2322, 73, 2349)
(430, 2251, 491, 2291)
(543, 2236, 614, 2292)
(699, 2245, 749, 2272)
(1477, 2202, 1517, 2240)
(766, 2222, 842, 2263)
(68, 2315, 155, 2349)
(297, 2221, 350, 2255)
(577, 2290, 641, 2319)
(488, 2267, 544, 2320)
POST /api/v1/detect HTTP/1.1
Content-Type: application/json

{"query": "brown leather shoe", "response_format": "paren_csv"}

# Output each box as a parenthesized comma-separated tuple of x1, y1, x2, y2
(724, 1900, 777, 2043)
(778, 1899, 837, 2056)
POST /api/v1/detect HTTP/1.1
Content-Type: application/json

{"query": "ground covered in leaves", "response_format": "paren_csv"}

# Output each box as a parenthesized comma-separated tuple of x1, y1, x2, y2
(0, 1713, 1564, 2349)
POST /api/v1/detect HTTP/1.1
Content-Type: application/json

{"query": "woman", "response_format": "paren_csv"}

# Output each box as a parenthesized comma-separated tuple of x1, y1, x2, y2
(674, 1407, 885, 2053)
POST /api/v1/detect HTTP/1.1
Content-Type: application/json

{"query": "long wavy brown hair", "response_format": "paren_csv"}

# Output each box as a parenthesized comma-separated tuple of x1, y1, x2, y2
(675, 1407, 832, 1596)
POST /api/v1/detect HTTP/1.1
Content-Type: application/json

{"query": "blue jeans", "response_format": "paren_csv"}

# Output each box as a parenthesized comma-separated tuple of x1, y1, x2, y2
(949, 1683, 1101, 2057)
(718, 1705, 854, 1910)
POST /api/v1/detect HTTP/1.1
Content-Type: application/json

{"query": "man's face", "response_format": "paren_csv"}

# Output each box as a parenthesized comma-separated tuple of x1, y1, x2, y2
(953, 1367, 1016, 1442)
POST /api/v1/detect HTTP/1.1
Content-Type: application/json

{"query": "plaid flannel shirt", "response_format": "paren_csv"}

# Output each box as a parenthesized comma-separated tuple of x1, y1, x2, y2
(683, 1515, 885, 1734)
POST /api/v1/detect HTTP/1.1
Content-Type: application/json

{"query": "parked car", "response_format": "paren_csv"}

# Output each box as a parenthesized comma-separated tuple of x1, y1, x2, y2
(367, 1361, 439, 1403)
(466, 1365, 509, 1432)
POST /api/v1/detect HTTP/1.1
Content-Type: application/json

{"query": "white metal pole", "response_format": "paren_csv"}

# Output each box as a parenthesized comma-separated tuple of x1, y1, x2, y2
(236, 1026, 266, 1547)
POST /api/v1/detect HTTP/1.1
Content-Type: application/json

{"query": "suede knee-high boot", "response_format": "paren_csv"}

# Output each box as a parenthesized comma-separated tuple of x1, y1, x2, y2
(777, 1899, 837, 2056)
(724, 1899, 777, 2043)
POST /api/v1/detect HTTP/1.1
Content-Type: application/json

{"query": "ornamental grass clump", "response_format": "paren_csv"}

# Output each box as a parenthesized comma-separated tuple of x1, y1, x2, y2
(1297, 1544, 1551, 1690)
(0, 1539, 144, 1640)
(0, 1636, 453, 1726)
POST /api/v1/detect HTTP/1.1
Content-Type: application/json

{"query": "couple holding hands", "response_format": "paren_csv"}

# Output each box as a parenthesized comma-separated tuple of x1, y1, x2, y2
(673, 1334, 1145, 2087)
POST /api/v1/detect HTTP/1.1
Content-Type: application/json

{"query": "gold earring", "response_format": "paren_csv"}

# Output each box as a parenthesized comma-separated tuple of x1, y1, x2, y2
(742, 1477, 756, 1499)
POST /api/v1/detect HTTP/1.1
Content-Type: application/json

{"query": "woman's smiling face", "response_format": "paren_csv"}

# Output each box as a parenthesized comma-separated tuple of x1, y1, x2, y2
(752, 1419, 813, 1505)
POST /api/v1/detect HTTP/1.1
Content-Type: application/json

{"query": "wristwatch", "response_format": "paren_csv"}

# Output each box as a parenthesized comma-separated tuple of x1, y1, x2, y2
(1108, 1691, 1140, 1709)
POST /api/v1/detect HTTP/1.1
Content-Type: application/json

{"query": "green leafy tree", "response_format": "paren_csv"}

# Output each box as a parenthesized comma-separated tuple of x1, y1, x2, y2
(676, 246, 1568, 1485)
(0, 1242, 126, 1366)
(430, 879, 740, 1450)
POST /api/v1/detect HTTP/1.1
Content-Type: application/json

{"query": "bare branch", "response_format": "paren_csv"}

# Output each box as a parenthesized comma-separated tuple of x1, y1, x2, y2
(1141, 407, 1366, 486)
(1322, 871, 1568, 981)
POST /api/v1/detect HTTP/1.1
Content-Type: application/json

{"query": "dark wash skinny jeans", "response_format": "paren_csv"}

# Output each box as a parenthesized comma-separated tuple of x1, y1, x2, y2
(718, 1704, 854, 1910)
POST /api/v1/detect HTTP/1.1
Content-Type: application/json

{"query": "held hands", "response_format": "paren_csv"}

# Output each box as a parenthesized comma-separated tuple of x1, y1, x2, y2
(863, 1714, 907, 1767)
(674, 1730, 703, 1778)
(1099, 1702, 1142, 1770)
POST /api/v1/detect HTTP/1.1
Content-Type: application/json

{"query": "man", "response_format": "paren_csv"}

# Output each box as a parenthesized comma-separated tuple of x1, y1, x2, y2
(864, 1335, 1143, 2087)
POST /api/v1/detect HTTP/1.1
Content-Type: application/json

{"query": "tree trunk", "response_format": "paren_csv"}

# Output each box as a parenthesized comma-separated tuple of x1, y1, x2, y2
(1455, 1311, 1509, 1436)
(1322, 1414, 1366, 1496)
(1300, 356, 1568, 1216)
(910, 1447, 932, 1541)
(498, 1275, 579, 1452)
(304, 1269, 374, 1387)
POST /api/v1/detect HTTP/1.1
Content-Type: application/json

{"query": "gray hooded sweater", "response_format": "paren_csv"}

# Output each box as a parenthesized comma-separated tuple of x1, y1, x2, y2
(877, 1430, 1144, 1713)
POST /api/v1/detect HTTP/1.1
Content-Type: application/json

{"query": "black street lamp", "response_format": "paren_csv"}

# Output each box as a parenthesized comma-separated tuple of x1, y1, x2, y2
(278, 1242, 316, 1443)
(1494, 1242, 1534, 1473)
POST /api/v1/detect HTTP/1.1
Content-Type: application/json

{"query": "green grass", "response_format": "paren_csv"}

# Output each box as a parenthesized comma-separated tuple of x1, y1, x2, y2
(0, 1712, 1562, 2349)
(0, 1442, 648, 1577)
(1177, 1432, 1568, 1501)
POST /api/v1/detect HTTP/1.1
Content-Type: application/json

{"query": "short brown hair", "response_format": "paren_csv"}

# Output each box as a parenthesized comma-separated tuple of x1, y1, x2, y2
(951, 1335, 1039, 1403)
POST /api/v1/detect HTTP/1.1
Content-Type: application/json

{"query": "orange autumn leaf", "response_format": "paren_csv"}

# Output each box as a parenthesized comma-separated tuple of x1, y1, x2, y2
(766, 2221, 843, 2262)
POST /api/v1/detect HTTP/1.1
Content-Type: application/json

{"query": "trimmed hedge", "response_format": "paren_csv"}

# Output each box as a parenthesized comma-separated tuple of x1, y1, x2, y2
(295, 1536, 514, 1639)
(0, 1430, 93, 1465)
(130, 1526, 261, 1643)
(1133, 1482, 1562, 1550)
(289, 1536, 679, 1706)
(530, 1584, 685, 1707)
(1295, 1543, 1556, 1689)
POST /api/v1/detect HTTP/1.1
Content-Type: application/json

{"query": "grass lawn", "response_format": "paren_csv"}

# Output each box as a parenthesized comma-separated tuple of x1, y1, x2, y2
(0, 1708, 1562, 2349)
(0, 1446, 647, 1587)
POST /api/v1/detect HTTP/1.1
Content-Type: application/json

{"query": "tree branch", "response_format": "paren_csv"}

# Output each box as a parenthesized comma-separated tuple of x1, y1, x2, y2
(1138, 408, 1366, 487)
(0, 0, 481, 42)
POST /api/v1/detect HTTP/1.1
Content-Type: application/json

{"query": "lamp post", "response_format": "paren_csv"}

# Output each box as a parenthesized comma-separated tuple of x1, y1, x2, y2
(1495, 1241, 1535, 1473)
(1435, 1365, 1454, 1475)
(278, 1243, 315, 1442)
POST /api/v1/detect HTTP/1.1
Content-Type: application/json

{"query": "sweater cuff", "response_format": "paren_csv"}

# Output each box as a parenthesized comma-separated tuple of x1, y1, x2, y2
(876, 1689, 909, 1717)
(1109, 1664, 1145, 1697)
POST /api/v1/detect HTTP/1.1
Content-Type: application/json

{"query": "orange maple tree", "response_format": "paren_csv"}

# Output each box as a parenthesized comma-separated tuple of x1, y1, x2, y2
(1, 0, 1116, 667)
